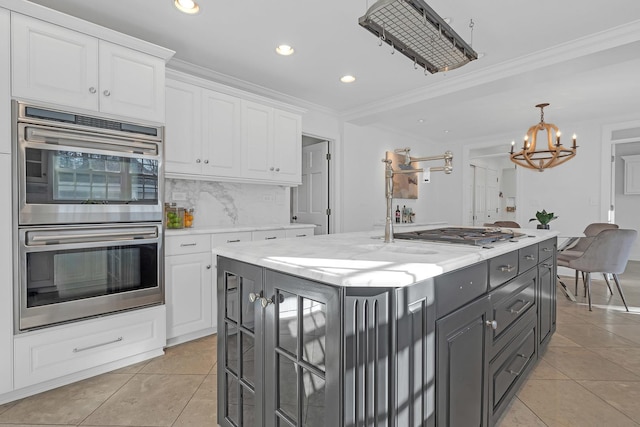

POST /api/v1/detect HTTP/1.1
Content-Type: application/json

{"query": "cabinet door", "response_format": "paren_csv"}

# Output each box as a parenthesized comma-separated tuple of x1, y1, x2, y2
(538, 259, 556, 347)
(165, 252, 213, 339)
(11, 13, 99, 112)
(264, 270, 341, 427)
(272, 109, 301, 184)
(0, 153, 12, 395)
(436, 295, 491, 427)
(201, 89, 242, 177)
(242, 101, 273, 180)
(217, 258, 264, 427)
(98, 41, 165, 123)
(1, 8, 10, 155)
(165, 79, 203, 175)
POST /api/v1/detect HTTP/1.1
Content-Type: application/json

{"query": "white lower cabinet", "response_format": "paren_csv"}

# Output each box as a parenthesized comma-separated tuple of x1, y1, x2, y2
(13, 305, 166, 389)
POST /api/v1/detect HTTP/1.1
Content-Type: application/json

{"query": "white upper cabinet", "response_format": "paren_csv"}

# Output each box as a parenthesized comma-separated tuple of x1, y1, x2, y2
(201, 89, 241, 177)
(11, 14, 165, 123)
(242, 100, 302, 185)
(165, 78, 202, 174)
(165, 75, 300, 185)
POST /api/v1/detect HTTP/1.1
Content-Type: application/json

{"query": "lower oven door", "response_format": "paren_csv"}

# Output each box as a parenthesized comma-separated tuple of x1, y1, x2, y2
(18, 223, 163, 331)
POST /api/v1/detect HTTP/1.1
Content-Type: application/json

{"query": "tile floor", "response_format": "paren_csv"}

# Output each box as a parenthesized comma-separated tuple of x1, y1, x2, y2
(1, 262, 639, 426)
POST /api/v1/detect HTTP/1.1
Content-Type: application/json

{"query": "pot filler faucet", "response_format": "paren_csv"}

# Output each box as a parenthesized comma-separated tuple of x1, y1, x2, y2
(383, 147, 453, 243)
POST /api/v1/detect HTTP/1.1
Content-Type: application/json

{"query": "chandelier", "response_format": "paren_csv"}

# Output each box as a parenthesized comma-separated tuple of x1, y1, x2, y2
(510, 103, 577, 172)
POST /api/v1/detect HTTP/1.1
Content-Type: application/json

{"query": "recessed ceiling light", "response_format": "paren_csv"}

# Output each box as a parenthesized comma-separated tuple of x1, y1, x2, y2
(174, 0, 199, 14)
(418, 119, 425, 123)
(444, 130, 450, 133)
(340, 75, 356, 83)
(276, 45, 295, 56)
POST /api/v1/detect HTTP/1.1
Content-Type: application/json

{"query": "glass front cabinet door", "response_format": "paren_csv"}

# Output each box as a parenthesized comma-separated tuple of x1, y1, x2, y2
(218, 258, 340, 427)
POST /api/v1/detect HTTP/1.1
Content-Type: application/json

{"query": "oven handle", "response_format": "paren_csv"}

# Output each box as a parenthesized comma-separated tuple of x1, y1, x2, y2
(26, 126, 159, 156)
(26, 229, 158, 246)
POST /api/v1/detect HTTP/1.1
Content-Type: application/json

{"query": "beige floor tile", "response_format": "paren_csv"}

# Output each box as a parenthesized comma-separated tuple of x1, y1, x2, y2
(173, 374, 217, 427)
(542, 347, 640, 381)
(0, 402, 15, 416)
(527, 359, 570, 380)
(0, 424, 77, 427)
(140, 340, 215, 375)
(546, 332, 580, 347)
(110, 359, 151, 374)
(495, 397, 548, 427)
(555, 323, 638, 348)
(517, 379, 637, 426)
(588, 347, 640, 377)
(81, 374, 204, 426)
(0, 373, 132, 425)
(578, 380, 640, 424)
(598, 324, 640, 345)
(555, 309, 586, 325)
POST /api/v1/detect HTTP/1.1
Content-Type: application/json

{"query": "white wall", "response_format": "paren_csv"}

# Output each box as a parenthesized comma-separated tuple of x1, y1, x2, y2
(614, 141, 640, 260)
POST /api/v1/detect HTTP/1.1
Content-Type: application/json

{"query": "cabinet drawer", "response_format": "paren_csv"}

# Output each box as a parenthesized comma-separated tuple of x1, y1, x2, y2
(285, 227, 314, 238)
(518, 245, 538, 273)
(491, 268, 536, 340)
(14, 306, 166, 389)
(489, 251, 518, 289)
(490, 315, 536, 419)
(211, 231, 252, 246)
(252, 229, 286, 241)
(538, 238, 556, 261)
(165, 234, 211, 256)
(435, 262, 488, 318)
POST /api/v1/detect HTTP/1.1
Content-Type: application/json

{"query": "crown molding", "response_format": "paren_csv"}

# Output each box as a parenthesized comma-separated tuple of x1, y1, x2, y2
(167, 58, 339, 118)
(342, 19, 640, 123)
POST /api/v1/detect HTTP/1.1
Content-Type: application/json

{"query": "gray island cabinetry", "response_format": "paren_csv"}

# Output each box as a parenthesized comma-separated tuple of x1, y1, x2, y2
(216, 230, 557, 427)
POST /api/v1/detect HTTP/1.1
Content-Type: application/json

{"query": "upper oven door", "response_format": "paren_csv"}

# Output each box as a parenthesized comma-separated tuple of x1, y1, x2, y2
(17, 122, 163, 225)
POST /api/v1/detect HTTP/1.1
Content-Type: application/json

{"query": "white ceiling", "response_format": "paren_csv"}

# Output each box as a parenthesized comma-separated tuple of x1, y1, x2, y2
(26, 0, 640, 143)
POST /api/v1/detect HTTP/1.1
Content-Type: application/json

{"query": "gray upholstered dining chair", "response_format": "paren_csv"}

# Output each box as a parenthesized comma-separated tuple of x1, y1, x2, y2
(558, 223, 619, 294)
(559, 228, 637, 311)
(487, 221, 521, 228)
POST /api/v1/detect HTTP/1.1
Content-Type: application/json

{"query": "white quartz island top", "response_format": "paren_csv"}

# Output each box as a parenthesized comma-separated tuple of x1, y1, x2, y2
(214, 227, 559, 288)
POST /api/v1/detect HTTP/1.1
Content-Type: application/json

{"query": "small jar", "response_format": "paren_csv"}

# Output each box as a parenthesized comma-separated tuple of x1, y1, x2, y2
(184, 208, 194, 228)
(165, 203, 184, 229)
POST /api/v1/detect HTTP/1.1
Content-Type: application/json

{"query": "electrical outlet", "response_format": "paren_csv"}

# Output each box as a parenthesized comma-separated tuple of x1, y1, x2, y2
(262, 194, 275, 203)
(172, 192, 187, 201)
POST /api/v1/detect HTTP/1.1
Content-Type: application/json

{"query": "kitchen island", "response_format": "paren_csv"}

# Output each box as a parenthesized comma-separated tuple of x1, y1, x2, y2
(215, 227, 558, 427)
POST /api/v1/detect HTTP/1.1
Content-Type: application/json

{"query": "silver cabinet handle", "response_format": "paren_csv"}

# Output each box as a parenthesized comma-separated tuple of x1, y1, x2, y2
(261, 297, 273, 308)
(507, 353, 531, 376)
(524, 254, 535, 260)
(269, 167, 275, 171)
(89, 87, 97, 94)
(275, 168, 280, 172)
(103, 90, 111, 96)
(180, 243, 197, 247)
(226, 239, 241, 243)
(265, 236, 277, 240)
(542, 247, 552, 252)
(500, 265, 515, 272)
(206, 265, 211, 270)
(248, 292, 261, 303)
(542, 263, 553, 268)
(73, 336, 123, 353)
(507, 299, 532, 315)
(196, 159, 201, 164)
(485, 320, 498, 330)
(204, 159, 209, 164)
(296, 234, 307, 237)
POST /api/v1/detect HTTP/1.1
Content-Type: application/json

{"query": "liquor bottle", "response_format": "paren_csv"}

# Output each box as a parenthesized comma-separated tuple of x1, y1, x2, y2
(395, 205, 400, 223)
(402, 205, 407, 223)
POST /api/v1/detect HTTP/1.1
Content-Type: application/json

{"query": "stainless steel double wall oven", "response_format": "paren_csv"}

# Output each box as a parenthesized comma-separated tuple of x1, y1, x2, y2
(13, 101, 164, 331)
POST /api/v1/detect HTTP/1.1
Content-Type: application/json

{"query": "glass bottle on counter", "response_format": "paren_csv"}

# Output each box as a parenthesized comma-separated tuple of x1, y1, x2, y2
(395, 205, 401, 223)
(184, 208, 194, 228)
(165, 203, 185, 229)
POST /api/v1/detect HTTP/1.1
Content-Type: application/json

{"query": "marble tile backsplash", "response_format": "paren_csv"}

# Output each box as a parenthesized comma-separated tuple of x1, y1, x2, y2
(165, 179, 290, 227)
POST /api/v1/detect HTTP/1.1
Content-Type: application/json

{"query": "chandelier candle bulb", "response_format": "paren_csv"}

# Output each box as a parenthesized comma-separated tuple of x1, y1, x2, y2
(573, 134, 577, 148)
(556, 131, 561, 146)
(510, 140, 515, 154)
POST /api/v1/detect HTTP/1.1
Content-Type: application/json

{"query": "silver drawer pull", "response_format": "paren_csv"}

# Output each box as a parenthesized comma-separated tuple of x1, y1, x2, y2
(265, 236, 277, 240)
(295, 234, 307, 237)
(226, 239, 241, 243)
(485, 320, 498, 330)
(524, 254, 535, 260)
(261, 297, 274, 308)
(248, 292, 262, 303)
(542, 247, 552, 252)
(73, 336, 123, 353)
(180, 243, 197, 247)
(542, 263, 553, 268)
(507, 299, 532, 315)
(507, 353, 531, 376)
(499, 265, 515, 272)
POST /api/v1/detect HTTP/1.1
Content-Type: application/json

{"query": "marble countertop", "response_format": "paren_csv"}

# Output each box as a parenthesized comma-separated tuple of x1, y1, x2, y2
(165, 223, 317, 236)
(214, 226, 559, 288)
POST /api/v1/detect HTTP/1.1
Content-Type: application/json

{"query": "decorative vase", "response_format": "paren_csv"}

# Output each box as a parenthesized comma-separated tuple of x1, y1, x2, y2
(537, 224, 550, 230)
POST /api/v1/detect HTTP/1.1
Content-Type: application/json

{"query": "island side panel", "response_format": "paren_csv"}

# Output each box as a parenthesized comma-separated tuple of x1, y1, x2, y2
(394, 279, 437, 427)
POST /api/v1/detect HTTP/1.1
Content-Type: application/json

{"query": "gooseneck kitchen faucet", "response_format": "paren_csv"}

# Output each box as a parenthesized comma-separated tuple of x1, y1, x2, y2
(382, 148, 453, 243)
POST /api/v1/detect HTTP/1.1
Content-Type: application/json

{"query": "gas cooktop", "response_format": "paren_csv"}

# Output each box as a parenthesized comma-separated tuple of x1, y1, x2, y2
(393, 227, 526, 246)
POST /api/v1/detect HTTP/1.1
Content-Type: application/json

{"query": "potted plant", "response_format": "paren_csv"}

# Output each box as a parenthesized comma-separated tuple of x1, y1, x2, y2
(529, 210, 558, 229)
